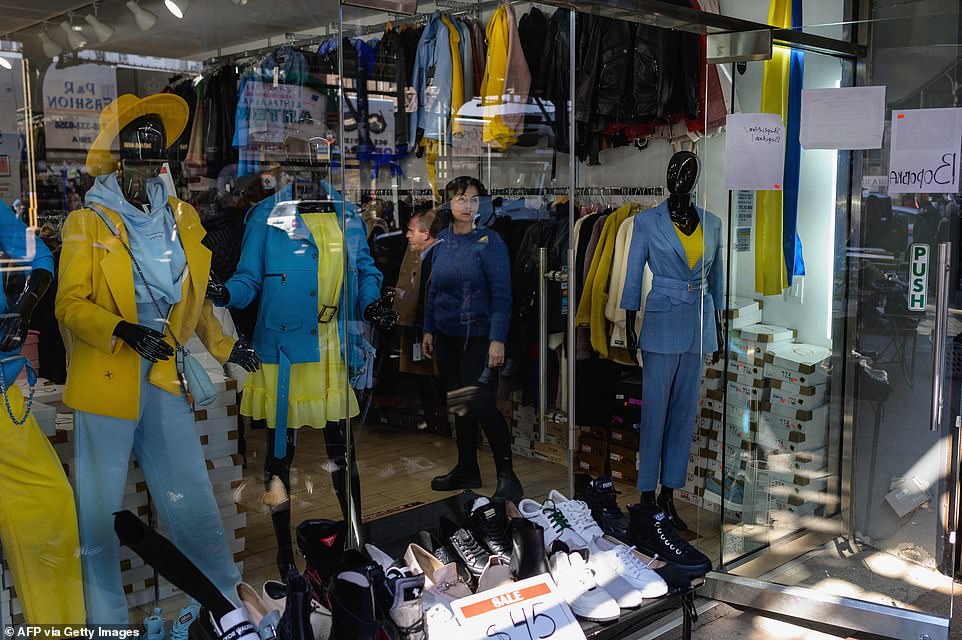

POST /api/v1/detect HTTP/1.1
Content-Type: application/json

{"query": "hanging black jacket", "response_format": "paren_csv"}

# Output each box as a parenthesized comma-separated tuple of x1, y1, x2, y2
(204, 65, 239, 178)
(538, 8, 571, 154)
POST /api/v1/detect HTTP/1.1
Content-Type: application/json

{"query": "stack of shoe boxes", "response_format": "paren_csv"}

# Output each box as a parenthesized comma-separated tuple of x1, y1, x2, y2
(758, 343, 832, 520)
(577, 425, 608, 477)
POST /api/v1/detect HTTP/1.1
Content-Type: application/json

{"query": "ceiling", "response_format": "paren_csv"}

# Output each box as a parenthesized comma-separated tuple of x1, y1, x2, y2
(0, 0, 340, 62)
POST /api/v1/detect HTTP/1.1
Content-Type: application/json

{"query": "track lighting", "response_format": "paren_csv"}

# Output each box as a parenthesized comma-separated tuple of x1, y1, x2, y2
(126, 0, 158, 31)
(60, 16, 87, 50)
(38, 28, 63, 59)
(165, 0, 190, 18)
(0, 57, 11, 71)
(85, 4, 115, 44)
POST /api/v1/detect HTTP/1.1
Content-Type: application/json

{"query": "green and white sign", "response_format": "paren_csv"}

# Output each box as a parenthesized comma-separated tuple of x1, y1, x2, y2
(908, 243, 929, 311)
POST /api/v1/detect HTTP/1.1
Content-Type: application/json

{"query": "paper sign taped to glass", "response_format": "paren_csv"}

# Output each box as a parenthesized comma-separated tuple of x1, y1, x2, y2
(888, 107, 962, 194)
(724, 113, 786, 191)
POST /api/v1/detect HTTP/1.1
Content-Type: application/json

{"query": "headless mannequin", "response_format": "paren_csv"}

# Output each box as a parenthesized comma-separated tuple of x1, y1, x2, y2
(207, 148, 397, 580)
(626, 151, 724, 530)
(110, 115, 260, 371)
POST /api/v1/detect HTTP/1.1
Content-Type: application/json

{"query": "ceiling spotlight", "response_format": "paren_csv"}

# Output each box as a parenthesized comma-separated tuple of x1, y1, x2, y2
(126, 0, 158, 31)
(0, 57, 11, 71)
(165, 0, 189, 18)
(60, 16, 87, 50)
(85, 4, 115, 43)
(231, 0, 248, 4)
(38, 28, 63, 59)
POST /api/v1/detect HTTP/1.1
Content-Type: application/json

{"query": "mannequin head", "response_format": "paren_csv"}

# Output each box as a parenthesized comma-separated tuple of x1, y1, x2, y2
(117, 113, 166, 204)
(666, 151, 699, 196)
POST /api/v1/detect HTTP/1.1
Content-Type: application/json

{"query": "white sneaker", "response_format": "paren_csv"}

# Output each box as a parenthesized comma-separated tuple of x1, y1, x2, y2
(548, 548, 620, 622)
(547, 489, 605, 541)
(518, 498, 588, 550)
(588, 537, 668, 598)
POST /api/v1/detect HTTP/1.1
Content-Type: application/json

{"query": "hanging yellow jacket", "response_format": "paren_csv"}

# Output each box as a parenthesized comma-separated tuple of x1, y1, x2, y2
(756, 0, 792, 295)
(440, 14, 464, 136)
(589, 204, 637, 358)
(480, 6, 515, 149)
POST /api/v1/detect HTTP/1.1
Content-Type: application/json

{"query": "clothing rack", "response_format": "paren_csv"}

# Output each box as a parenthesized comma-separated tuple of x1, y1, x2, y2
(359, 186, 665, 197)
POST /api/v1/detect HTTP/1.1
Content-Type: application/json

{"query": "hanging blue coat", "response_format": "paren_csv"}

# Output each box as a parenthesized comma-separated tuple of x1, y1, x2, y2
(222, 181, 383, 387)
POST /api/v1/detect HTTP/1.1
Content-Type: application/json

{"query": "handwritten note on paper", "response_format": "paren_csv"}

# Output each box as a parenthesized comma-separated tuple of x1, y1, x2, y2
(800, 86, 885, 150)
(889, 107, 962, 194)
(725, 113, 786, 191)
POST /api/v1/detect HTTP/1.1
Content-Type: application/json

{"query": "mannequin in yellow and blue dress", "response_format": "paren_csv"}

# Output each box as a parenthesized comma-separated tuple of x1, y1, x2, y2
(209, 170, 396, 580)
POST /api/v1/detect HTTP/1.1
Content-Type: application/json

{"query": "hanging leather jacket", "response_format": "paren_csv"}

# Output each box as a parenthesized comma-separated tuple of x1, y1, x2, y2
(537, 8, 571, 154)
(631, 24, 661, 121)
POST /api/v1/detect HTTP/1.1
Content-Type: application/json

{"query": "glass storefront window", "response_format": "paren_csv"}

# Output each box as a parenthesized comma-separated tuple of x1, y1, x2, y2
(0, 0, 958, 638)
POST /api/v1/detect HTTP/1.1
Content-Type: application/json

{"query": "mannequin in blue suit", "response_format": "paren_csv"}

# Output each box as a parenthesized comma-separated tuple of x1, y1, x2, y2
(621, 152, 723, 554)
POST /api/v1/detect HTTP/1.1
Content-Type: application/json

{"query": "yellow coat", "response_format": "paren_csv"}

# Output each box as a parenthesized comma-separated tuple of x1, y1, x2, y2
(56, 198, 235, 420)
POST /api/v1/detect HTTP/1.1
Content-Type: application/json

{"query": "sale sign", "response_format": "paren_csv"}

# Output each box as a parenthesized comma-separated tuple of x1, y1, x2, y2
(451, 575, 587, 640)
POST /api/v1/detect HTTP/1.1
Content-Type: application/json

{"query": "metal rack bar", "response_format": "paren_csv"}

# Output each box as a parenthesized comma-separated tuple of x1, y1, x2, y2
(359, 186, 665, 197)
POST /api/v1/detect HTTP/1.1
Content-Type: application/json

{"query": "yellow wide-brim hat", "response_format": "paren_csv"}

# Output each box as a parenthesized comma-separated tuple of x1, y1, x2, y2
(86, 93, 189, 176)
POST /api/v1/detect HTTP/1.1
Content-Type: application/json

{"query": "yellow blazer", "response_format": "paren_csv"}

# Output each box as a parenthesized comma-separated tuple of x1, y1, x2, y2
(56, 197, 235, 420)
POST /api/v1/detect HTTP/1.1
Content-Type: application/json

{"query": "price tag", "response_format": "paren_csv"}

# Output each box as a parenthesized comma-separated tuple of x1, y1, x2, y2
(450, 575, 587, 640)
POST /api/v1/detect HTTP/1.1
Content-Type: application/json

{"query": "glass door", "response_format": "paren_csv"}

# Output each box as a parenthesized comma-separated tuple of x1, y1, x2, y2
(708, 37, 957, 633)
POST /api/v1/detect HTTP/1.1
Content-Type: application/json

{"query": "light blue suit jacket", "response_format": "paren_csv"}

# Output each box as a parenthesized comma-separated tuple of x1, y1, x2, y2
(619, 201, 724, 354)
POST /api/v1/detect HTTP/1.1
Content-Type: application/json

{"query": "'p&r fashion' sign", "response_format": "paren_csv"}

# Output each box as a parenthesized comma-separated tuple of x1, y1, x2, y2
(889, 107, 962, 194)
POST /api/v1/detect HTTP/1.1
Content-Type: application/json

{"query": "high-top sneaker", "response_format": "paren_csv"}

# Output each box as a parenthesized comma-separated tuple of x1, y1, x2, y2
(574, 474, 630, 541)
(295, 519, 345, 607)
(508, 517, 548, 581)
(382, 565, 426, 640)
(656, 490, 689, 532)
(144, 607, 166, 640)
(468, 497, 511, 562)
(440, 516, 491, 580)
(170, 604, 200, 640)
(627, 503, 712, 578)
(328, 571, 382, 640)
(276, 568, 312, 640)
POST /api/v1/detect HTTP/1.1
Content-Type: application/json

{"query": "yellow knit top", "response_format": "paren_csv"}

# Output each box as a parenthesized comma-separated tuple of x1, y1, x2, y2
(674, 223, 704, 270)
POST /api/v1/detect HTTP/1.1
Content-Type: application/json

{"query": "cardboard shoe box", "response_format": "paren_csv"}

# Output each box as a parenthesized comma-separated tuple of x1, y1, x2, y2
(577, 450, 607, 475)
(763, 343, 832, 386)
(770, 380, 827, 412)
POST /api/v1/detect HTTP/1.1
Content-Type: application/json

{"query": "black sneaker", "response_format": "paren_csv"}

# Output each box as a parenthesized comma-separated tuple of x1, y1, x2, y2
(468, 496, 511, 562)
(627, 503, 712, 578)
(440, 516, 491, 579)
(416, 530, 456, 566)
(574, 474, 629, 541)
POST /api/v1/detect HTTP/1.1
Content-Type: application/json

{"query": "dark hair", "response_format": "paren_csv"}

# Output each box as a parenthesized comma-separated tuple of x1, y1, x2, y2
(443, 175, 486, 201)
(411, 209, 441, 237)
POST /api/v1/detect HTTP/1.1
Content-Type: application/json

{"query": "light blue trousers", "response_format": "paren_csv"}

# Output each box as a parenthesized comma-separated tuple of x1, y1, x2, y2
(638, 351, 702, 492)
(75, 306, 240, 623)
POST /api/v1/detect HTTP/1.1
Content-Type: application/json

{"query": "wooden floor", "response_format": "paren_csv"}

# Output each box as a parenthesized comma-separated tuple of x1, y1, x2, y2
(131, 424, 721, 623)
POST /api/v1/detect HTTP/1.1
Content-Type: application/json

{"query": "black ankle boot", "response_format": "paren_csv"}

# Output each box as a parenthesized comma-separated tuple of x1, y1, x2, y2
(656, 489, 688, 531)
(431, 464, 482, 491)
(328, 570, 381, 640)
(509, 517, 548, 580)
(493, 471, 523, 503)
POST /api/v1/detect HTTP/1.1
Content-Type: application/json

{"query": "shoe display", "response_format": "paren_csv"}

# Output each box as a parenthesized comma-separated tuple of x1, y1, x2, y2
(430, 464, 482, 491)
(327, 571, 382, 640)
(656, 490, 689, 532)
(627, 503, 712, 578)
(468, 497, 511, 562)
(518, 498, 588, 550)
(295, 519, 345, 606)
(547, 542, 620, 623)
(546, 489, 605, 542)
(508, 517, 549, 581)
(236, 584, 280, 640)
(476, 556, 514, 592)
(588, 536, 668, 599)
(574, 474, 630, 541)
(144, 607, 166, 640)
(440, 516, 492, 579)
(170, 604, 200, 640)
(403, 543, 473, 601)
(260, 580, 331, 640)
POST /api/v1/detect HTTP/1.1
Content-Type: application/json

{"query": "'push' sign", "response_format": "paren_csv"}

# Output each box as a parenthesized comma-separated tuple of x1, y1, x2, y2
(909, 244, 929, 312)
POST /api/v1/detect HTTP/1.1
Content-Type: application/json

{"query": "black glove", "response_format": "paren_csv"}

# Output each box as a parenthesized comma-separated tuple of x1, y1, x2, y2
(363, 291, 399, 335)
(227, 340, 261, 372)
(113, 321, 174, 362)
(206, 276, 230, 306)
(0, 269, 53, 353)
